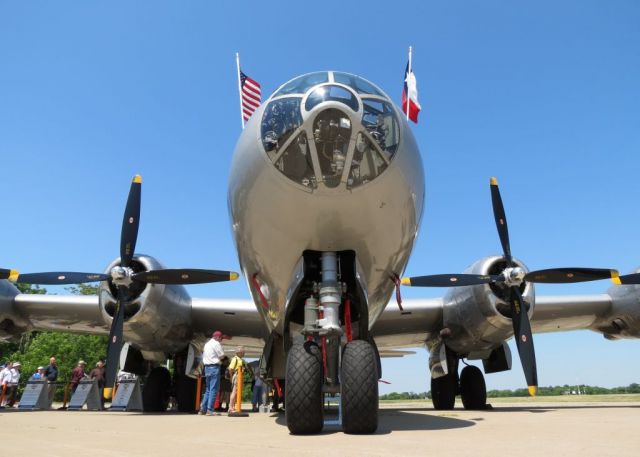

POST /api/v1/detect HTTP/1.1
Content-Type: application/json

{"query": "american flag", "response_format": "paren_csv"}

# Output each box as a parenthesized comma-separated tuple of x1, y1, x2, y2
(240, 70, 262, 122)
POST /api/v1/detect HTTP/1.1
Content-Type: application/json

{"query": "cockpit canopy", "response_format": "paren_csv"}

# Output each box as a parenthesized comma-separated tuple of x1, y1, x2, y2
(261, 71, 400, 190)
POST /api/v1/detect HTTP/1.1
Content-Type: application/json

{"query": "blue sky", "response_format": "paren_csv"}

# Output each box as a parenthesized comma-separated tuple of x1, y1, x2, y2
(1, 1, 639, 394)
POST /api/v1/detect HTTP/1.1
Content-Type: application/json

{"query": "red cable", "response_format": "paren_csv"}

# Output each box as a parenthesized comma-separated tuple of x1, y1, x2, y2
(390, 274, 404, 311)
(344, 298, 353, 342)
(251, 273, 270, 310)
(319, 309, 328, 376)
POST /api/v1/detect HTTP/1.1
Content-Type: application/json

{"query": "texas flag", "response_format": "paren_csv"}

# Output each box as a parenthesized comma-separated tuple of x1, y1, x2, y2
(402, 63, 421, 123)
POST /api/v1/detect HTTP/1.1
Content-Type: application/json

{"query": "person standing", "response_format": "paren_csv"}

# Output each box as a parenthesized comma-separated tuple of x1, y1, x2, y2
(70, 360, 87, 394)
(44, 356, 58, 406)
(199, 330, 225, 416)
(0, 362, 13, 407)
(228, 347, 252, 414)
(248, 360, 264, 412)
(6, 362, 21, 407)
(89, 360, 106, 408)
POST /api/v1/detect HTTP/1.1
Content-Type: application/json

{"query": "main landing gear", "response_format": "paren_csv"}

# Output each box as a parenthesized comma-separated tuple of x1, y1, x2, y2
(430, 364, 487, 411)
(284, 252, 380, 435)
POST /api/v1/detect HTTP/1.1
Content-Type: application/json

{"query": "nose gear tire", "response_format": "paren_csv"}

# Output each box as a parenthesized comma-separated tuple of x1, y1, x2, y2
(285, 342, 324, 434)
(341, 340, 379, 434)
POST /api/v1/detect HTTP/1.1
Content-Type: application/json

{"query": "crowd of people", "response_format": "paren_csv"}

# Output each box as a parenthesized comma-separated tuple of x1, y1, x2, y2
(199, 330, 280, 416)
(1, 330, 281, 413)
(0, 356, 106, 408)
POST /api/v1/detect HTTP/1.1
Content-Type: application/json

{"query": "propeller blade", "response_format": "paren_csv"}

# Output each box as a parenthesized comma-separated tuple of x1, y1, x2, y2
(104, 286, 127, 396)
(613, 272, 640, 285)
(13, 272, 109, 285)
(1, 269, 19, 281)
(525, 268, 619, 284)
(120, 175, 142, 268)
(401, 274, 498, 287)
(509, 286, 538, 396)
(490, 177, 513, 265)
(132, 268, 239, 285)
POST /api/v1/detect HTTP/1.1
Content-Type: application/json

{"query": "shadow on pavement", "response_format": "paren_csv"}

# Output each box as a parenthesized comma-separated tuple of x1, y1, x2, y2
(274, 409, 475, 434)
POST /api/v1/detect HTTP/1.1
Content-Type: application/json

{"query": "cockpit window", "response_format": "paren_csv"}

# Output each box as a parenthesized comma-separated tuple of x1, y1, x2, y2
(261, 98, 304, 159)
(362, 99, 399, 157)
(312, 108, 352, 188)
(347, 132, 389, 189)
(333, 72, 384, 96)
(304, 85, 359, 112)
(261, 72, 401, 191)
(274, 132, 317, 189)
(273, 72, 329, 97)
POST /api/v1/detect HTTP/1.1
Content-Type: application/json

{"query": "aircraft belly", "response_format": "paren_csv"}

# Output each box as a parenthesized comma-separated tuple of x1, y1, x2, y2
(229, 136, 423, 333)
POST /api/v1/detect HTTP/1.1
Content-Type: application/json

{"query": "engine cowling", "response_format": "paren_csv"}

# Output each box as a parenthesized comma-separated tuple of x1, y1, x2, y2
(99, 254, 193, 353)
(442, 256, 535, 357)
(599, 267, 640, 339)
(0, 280, 30, 341)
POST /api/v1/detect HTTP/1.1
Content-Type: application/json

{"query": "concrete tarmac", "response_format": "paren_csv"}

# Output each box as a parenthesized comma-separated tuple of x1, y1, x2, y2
(1, 400, 638, 457)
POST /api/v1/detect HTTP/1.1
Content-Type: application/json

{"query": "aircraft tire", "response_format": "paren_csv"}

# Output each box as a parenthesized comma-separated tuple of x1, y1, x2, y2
(142, 366, 171, 412)
(431, 372, 456, 410)
(175, 373, 197, 413)
(341, 340, 379, 434)
(285, 341, 323, 434)
(460, 365, 487, 410)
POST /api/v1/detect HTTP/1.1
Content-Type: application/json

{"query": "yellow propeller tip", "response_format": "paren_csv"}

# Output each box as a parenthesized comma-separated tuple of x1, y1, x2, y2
(230, 272, 239, 281)
(8, 270, 19, 282)
(490, 177, 498, 186)
(611, 270, 621, 285)
(528, 386, 538, 396)
(400, 277, 411, 286)
(103, 387, 113, 400)
(133, 174, 142, 184)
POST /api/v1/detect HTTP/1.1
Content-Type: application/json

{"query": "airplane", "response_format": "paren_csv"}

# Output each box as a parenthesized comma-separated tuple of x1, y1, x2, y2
(1, 71, 640, 435)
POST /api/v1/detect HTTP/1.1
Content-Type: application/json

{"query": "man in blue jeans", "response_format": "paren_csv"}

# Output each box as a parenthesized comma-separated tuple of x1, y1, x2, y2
(200, 330, 226, 415)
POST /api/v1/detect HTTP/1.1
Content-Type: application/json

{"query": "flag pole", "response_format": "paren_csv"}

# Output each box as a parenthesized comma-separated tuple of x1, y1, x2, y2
(406, 46, 412, 122)
(236, 52, 245, 130)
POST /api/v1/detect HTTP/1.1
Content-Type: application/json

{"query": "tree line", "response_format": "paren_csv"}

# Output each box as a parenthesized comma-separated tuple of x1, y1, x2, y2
(380, 383, 640, 400)
(1, 284, 107, 400)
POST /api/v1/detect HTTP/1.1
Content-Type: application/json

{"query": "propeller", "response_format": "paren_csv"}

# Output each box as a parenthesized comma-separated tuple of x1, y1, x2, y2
(612, 272, 640, 285)
(0, 269, 19, 281)
(11, 175, 239, 398)
(402, 177, 619, 396)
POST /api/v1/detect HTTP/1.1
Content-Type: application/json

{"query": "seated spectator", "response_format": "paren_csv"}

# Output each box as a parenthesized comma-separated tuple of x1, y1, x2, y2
(30, 366, 45, 381)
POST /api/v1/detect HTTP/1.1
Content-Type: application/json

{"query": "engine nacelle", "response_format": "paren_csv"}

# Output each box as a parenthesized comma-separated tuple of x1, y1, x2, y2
(442, 256, 535, 356)
(0, 280, 30, 341)
(99, 254, 193, 353)
(599, 267, 640, 339)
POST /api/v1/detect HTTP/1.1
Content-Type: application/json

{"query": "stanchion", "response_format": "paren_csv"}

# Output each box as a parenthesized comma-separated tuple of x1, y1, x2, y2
(195, 375, 202, 412)
(58, 383, 71, 410)
(228, 367, 248, 417)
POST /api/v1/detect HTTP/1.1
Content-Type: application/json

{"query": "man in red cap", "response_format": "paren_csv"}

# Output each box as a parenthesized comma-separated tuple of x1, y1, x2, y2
(199, 330, 226, 415)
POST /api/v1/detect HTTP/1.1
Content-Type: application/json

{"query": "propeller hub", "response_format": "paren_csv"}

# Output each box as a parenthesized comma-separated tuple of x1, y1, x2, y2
(110, 266, 134, 287)
(502, 267, 526, 286)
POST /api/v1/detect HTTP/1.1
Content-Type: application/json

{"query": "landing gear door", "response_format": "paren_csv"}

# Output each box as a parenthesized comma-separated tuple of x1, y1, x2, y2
(186, 343, 203, 378)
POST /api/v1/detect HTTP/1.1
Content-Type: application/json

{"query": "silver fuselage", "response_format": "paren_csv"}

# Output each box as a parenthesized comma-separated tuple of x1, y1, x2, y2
(228, 72, 425, 333)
